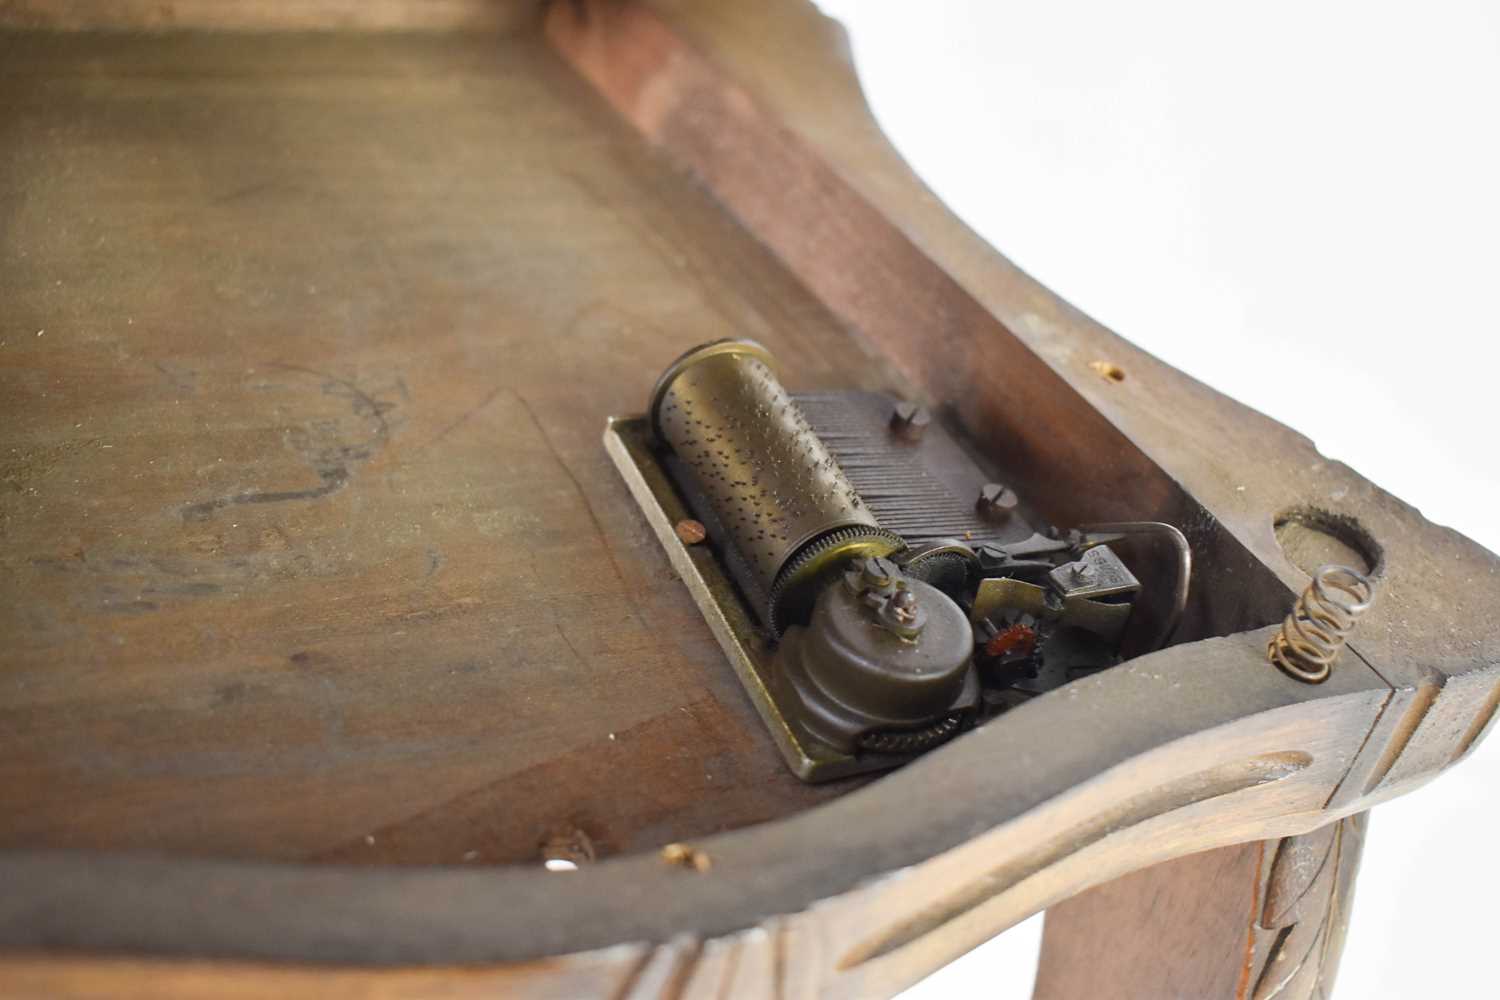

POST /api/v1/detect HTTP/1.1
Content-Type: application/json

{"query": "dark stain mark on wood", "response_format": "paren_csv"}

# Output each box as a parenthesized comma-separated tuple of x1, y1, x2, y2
(213, 682, 249, 706)
(210, 180, 280, 206)
(181, 466, 351, 521)
(102, 598, 160, 615)
(27, 550, 225, 615)
(181, 364, 398, 521)
(146, 580, 223, 597)
(153, 360, 198, 394)
(288, 650, 337, 671)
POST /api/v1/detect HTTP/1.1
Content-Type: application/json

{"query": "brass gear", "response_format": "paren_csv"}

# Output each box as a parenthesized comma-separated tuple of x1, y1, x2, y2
(766, 524, 904, 636)
(856, 712, 967, 755)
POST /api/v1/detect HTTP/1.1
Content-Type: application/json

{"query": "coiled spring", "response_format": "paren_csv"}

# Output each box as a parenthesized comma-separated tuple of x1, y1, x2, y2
(1268, 564, 1375, 683)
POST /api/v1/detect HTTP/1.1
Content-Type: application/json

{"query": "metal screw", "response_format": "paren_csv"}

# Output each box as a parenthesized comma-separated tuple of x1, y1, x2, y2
(1069, 561, 1094, 583)
(862, 556, 898, 589)
(976, 483, 1018, 521)
(541, 826, 596, 872)
(675, 519, 707, 545)
(889, 401, 931, 441)
(661, 842, 712, 872)
(976, 543, 1008, 570)
(890, 588, 919, 623)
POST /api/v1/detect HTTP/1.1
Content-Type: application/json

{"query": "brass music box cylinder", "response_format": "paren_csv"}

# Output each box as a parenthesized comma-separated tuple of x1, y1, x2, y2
(649, 339, 902, 631)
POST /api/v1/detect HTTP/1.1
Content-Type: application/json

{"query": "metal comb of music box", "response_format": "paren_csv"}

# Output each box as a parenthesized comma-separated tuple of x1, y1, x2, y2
(606, 339, 1190, 781)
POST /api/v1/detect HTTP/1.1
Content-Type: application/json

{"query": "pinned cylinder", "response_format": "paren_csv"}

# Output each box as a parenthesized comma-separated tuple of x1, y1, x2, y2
(650, 339, 902, 631)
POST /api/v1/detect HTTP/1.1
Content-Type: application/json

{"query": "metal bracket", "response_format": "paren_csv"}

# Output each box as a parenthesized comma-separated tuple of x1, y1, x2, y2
(604, 416, 905, 781)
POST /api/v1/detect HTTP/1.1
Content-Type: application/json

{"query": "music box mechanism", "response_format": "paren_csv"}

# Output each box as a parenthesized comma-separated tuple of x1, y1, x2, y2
(605, 340, 1190, 781)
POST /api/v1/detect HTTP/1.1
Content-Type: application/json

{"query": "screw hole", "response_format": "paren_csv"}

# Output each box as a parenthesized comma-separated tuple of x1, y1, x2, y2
(1090, 360, 1126, 382)
(540, 825, 595, 872)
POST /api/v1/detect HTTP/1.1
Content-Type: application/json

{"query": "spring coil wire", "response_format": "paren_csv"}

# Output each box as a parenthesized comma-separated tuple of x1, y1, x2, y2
(1267, 564, 1374, 683)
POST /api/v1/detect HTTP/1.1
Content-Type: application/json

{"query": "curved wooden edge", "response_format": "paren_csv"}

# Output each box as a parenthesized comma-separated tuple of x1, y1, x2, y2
(0, 952, 641, 1000)
(0, 0, 538, 31)
(0, 628, 1397, 998)
(0, 816, 1373, 1000)
(1034, 813, 1366, 1000)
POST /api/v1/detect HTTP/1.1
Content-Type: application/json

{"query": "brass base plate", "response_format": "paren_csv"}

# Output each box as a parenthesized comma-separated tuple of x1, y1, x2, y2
(604, 416, 900, 782)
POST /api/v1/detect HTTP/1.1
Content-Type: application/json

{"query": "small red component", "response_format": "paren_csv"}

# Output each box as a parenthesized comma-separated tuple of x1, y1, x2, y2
(985, 623, 1037, 660)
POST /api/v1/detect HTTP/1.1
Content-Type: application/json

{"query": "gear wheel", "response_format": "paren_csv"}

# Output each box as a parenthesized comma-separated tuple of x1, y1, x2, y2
(856, 712, 967, 755)
(766, 524, 904, 635)
(900, 542, 978, 595)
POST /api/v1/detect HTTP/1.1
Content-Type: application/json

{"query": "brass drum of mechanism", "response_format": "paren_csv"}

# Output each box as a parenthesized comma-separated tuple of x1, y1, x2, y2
(650, 339, 902, 631)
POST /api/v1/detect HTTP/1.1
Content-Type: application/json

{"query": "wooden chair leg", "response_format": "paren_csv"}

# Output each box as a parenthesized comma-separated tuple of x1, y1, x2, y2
(1033, 813, 1367, 1000)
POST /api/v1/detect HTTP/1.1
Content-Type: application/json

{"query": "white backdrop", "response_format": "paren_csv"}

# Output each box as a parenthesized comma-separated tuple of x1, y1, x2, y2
(811, 3, 1500, 997)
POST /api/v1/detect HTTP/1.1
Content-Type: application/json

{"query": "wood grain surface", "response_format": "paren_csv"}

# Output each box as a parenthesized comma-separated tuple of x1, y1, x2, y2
(0, 0, 536, 31)
(0, 27, 886, 866)
(1035, 814, 1365, 1000)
